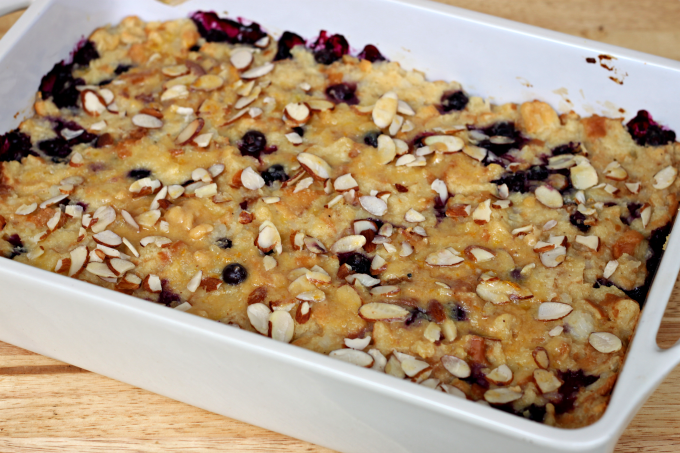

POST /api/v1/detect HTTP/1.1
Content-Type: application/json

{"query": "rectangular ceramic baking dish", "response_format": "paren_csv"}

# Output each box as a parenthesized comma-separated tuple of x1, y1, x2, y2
(1, 0, 680, 452)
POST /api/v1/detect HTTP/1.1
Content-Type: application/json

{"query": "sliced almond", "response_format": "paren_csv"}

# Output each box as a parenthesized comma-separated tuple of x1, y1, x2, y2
(91, 206, 116, 234)
(404, 209, 426, 223)
(359, 196, 388, 216)
(230, 49, 253, 70)
(589, 331, 622, 353)
(640, 204, 652, 228)
(625, 182, 641, 194)
(388, 115, 404, 136)
(256, 223, 282, 255)
(139, 236, 172, 247)
(39, 194, 68, 209)
(304, 237, 327, 254)
(168, 185, 185, 199)
(93, 230, 122, 247)
(372, 91, 398, 129)
(162, 64, 189, 77)
(446, 203, 471, 218)
(486, 364, 513, 385)
(330, 235, 367, 254)
(329, 349, 374, 367)
(370, 285, 400, 297)
(81, 90, 107, 116)
(241, 63, 274, 79)
(285, 132, 303, 145)
(359, 303, 409, 321)
(176, 118, 204, 145)
(68, 246, 88, 276)
(570, 161, 599, 190)
(484, 388, 523, 404)
(122, 237, 139, 258)
(604, 161, 628, 181)
(603, 260, 619, 279)
(297, 153, 331, 180)
(653, 166, 677, 190)
(143, 274, 163, 293)
(426, 249, 464, 267)
(192, 74, 224, 91)
(465, 246, 495, 263)
(423, 135, 464, 153)
(269, 310, 295, 343)
(132, 113, 163, 129)
(547, 154, 576, 170)
(534, 369, 563, 393)
(346, 274, 381, 287)
(533, 347, 550, 369)
(575, 235, 600, 251)
(441, 355, 471, 378)
(462, 145, 487, 162)
(306, 271, 332, 285)
(540, 246, 567, 268)
(345, 336, 371, 350)
(536, 302, 573, 321)
(476, 279, 532, 305)
(86, 262, 117, 279)
(247, 303, 271, 335)
(108, 258, 135, 276)
(535, 185, 564, 208)
(377, 134, 397, 164)
(135, 210, 161, 228)
(431, 179, 448, 204)
(129, 177, 161, 195)
(399, 356, 431, 378)
(334, 174, 359, 191)
(399, 241, 414, 257)
(472, 200, 491, 224)
(284, 102, 311, 124)
(241, 167, 266, 190)
(296, 290, 326, 302)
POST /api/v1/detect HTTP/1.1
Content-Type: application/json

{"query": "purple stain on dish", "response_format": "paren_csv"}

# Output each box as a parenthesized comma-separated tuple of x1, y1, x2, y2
(357, 44, 386, 62)
(326, 83, 358, 105)
(311, 30, 349, 65)
(0, 130, 35, 163)
(439, 90, 469, 113)
(626, 110, 676, 147)
(190, 11, 267, 45)
(554, 370, 599, 414)
(274, 31, 306, 61)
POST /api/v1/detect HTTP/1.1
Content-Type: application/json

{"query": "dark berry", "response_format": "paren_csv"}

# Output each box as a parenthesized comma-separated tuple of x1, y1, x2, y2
(452, 304, 467, 321)
(190, 11, 267, 45)
(405, 307, 429, 326)
(239, 200, 249, 210)
(626, 110, 676, 147)
(551, 142, 580, 156)
(261, 164, 288, 186)
(554, 370, 599, 414)
(72, 40, 99, 68)
(158, 281, 182, 306)
(569, 212, 591, 233)
(326, 83, 358, 105)
(274, 31, 305, 61)
(0, 129, 34, 162)
(39, 62, 84, 109)
(216, 238, 233, 249)
(189, 45, 201, 52)
(358, 44, 386, 63)
(292, 126, 304, 137)
(53, 120, 97, 146)
(434, 195, 447, 220)
(363, 131, 380, 148)
(5, 234, 26, 259)
(462, 363, 489, 389)
(222, 263, 248, 285)
(439, 90, 469, 113)
(114, 64, 132, 75)
(128, 169, 152, 180)
(526, 165, 549, 181)
(238, 130, 267, 158)
(338, 252, 371, 274)
(38, 138, 73, 163)
(474, 122, 526, 158)
(312, 31, 349, 65)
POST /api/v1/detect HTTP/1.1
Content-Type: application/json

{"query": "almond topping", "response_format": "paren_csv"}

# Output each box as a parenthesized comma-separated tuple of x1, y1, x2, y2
(256, 222, 282, 255)
(168, 185, 185, 199)
(132, 113, 163, 129)
(533, 347, 550, 369)
(472, 200, 491, 224)
(93, 230, 122, 247)
(192, 74, 224, 91)
(431, 179, 448, 204)
(540, 246, 567, 268)
(186, 270, 202, 293)
(640, 204, 652, 228)
(330, 349, 374, 367)
(358, 303, 409, 321)
(303, 237, 327, 254)
(486, 364, 513, 385)
(534, 369, 563, 393)
(537, 302, 573, 321)
(39, 194, 67, 209)
(91, 206, 116, 234)
(462, 145, 487, 162)
(296, 290, 326, 302)
(176, 118, 204, 145)
(625, 182, 641, 194)
(570, 160, 599, 189)
(575, 235, 600, 251)
(372, 91, 398, 129)
(297, 153, 331, 180)
(589, 332, 622, 353)
(653, 166, 677, 190)
(346, 274, 381, 287)
(535, 185, 564, 208)
(370, 285, 400, 296)
(330, 235, 367, 254)
(108, 258, 135, 276)
(398, 355, 431, 378)
(334, 174, 359, 191)
(603, 260, 619, 279)
(306, 271, 332, 285)
(284, 102, 311, 124)
(241, 63, 275, 79)
(377, 134, 397, 164)
(345, 336, 371, 350)
(359, 196, 388, 216)
(135, 210, 161, 228)
(81, 90, 107, 116)
(139, 236, 172, 247)
(465, 246, 495, 263)
(247, 303, 271, 335)
(241, 167, 265, 190)
(446, 203, 471, 218)
(143, 275, 163, 293)
(86, 262, 117, 279)
(123, 238, 139, 258)
(476, 279, 532, 305)
(162, 64, 189, 77)
(404, 209, 426, 223)
(441, 355, 471, 378)
(423, 135, 464, 153)
(269, 310, 295, 343)
(547, 154, 576, 170)
(399, 241, 414, 257)
(285, 132, 303, 145)
(68, 246, 88, 276)
(426, 249, 464, 267)
(604, 161, 628, 181)
(230, 49, 253, 70)
(161, 84, 188, 101)
(484, 388, 523, 404)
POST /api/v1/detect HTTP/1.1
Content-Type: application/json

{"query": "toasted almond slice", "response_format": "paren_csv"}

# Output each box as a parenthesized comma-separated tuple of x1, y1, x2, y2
(254, 35, 270, 47)
(167, 185, 185, 200)
(240, 166, 265, 190)
(423, 322, 442, 342)
(431, 179, 448, 204)
(533, 347, 550, 369)
(359, 303, 409, 321)
(98, 88, 114, 105)
(121, 237, 139, 258)
(441, 355, 471, 378)
(143, 274, 163, 293)
(186, 270, 202, 293)
(330, 349, 374, 367)
(377, 134, 397, 164)
(292, 177, 313, 194)
(86, 262, 117, 279)
(306, 271, 331, 285)
(426, 249, 464, 267)
(256, 224, 281, 254)
(534, 369, 563, 393)
(575, 235, 600, 251)
(296, 289, 326, 303)
(388, 115, 404, 136)
(603, 260, 619, 279)
(462, 145, 487, 162)
(423, 135, 464, 153)
(330, 235, 367, 254)
(533, 241, 556, 253)
(247, 303, 271, 335)
(45, 210, 61, 231)
(132, 113, 163, 129)
(304, 237, 327, 254)
(537, 302, 573, 321)
(570, 161, 598, 189)
(370, 255, 387, 273)
(353, 220, 378, 235)
(415, 146, 433, 157)
(305, 99, 334, 111)
(486, 364, 513, 385)
(108, 258, 135, 276)
(476, 279, 532, 305)
(129, 177, 161, 195)
(345, 336, 371, 350)
(446, 203, 471, 218)
(547, 154, 575, 170)
(603, 184, 619, 194)
(346, 273, 381, 287)
(334, 173, 359, 191)
(135, 210, 161, 228)
(653, 166, 677, 190)
(472, 200, 491, 224)
(61, 128, 84, 141)
(359, 196, 388, 216)
(176, 118, 204, 145)
(269, 310, 295, 343)
(589, 332, 622, 353)
(39, 194, 68, 209)
(284, 102, 311, 124)
(399, 241, 414, 257)
(161, 84, 189, 101)
(397, 100, 415, 116)
(93, 230, 122, 247)
(625, 182, 641, 194)
(230, 49, 253, 70)
(404, 209, 426, 223)
(193, 74, 224, 91)
(162, 64, 189, 77)
(394, 154, 416, 166)
(139, 236, 172, 247)
(370, 285, 400, 296)
(81, 90, 107, 116)
(465, 246, 495, 263)
(68, 246, 88, 277)
(64, 205, 83, 219)
(640, 204, 652, 228)
(285, 132, 303, 145)
(484, 388, 523, 404)
(91, 206, 116, 234)
(400, 356, 430, 378)
(540, 246, 567, 268)
(535, 185, 563, 209)
(368, 348, 387, 372)
(372, 91, 398, 129)
(604, 161, 628, 181)
(297, 153, 331, 180)
(241, 63, 274, 79)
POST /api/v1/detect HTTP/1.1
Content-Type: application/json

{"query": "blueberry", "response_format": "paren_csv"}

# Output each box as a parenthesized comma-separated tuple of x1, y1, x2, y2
(551, 142, 580, 156)
(311, 31, 349, 65)
(114, 64, 132, 75)
(189, 45, 201, 52)
(452, 304, 467, 321)
(274, 31, 306, 61)
(434, 195, 447, 220)
(292, 126, 304, 137)
(158, 281, 182, 306)
(627, 110, 676, 147)
(38, 138, 73, 163)
(190, 11, 267, 45)
(5, 234, 26, 259)
(339, 252, 371, 274)
(53, 120, 97, 146)
(72, 40, 99, 68)
(39, 62, 85, 109)
(569, 211, 591, 232)
(405, 307, 428, 326)
(358, 44, 386, 63)
(261, 164, 288, 186)
(439, 90, 469, 112)
(326, 83, 358, 105)
(216, 238, 233, 249)
(222, 263, 248, 285)
(128, 169, 152, 180)
(461, 363, 489, 389)
(554, 370, 599, 414)
(238, 130, 267, 158)
(363, 131, 380, 148)
(0, 129, 34, 163)
(526, 165, 549, 181)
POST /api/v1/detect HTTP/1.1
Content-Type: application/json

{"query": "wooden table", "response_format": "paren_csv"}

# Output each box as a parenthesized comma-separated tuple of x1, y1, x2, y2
(2, 1, 680, 451)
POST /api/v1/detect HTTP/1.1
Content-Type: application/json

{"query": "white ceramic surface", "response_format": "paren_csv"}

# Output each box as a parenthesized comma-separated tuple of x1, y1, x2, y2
(1, 1, 680, 452)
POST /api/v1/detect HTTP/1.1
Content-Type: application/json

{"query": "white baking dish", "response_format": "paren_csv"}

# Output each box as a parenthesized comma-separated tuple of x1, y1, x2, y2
(1, 0, 679, 452)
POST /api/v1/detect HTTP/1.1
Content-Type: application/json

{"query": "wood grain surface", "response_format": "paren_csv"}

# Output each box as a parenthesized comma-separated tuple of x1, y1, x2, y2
(2, 1, 680, 451)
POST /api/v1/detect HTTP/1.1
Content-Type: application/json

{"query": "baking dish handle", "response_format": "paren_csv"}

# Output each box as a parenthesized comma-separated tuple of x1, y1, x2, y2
(0, 0, 32, 17)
